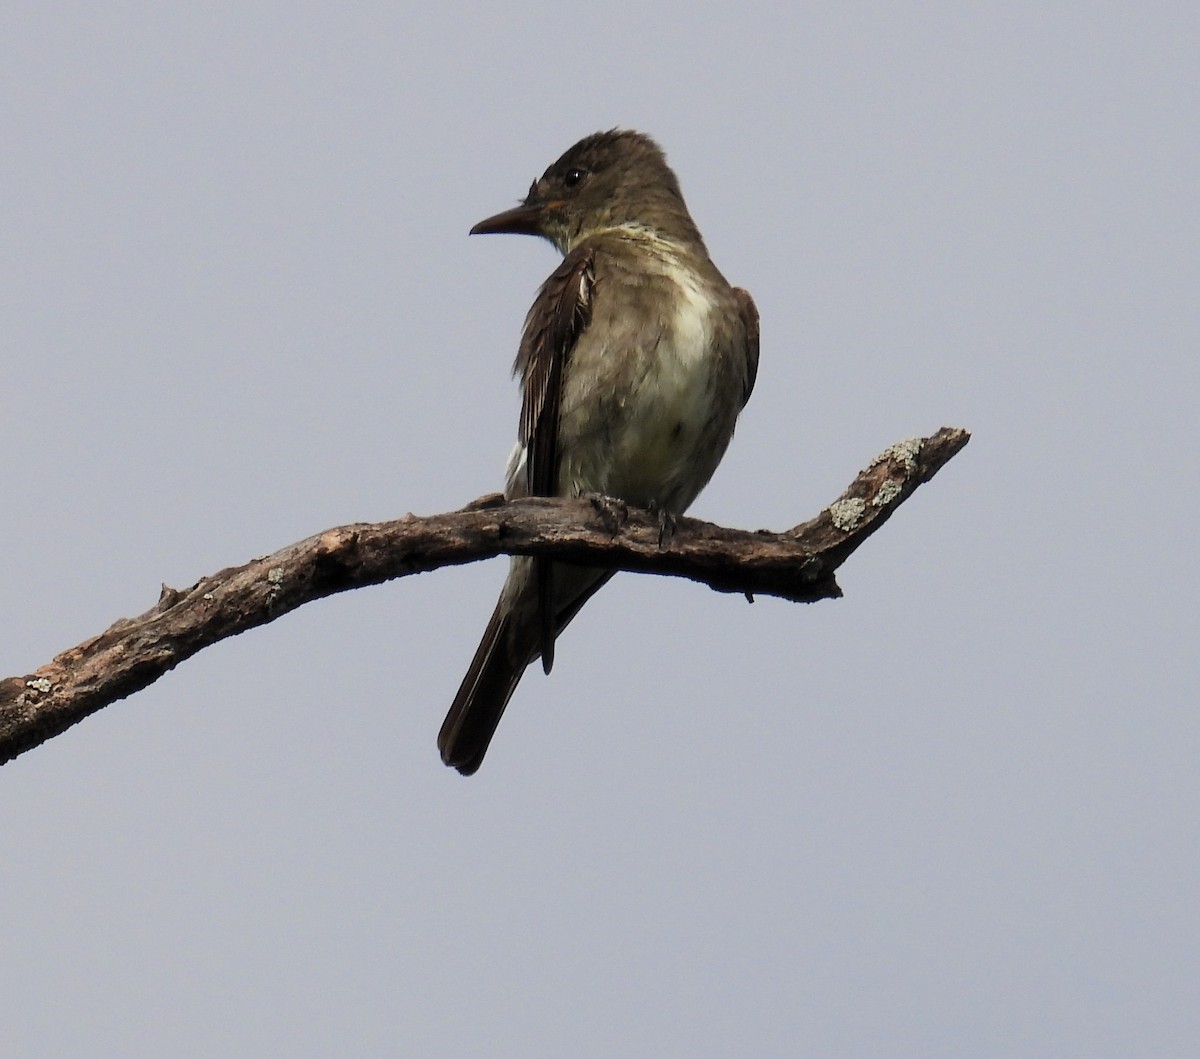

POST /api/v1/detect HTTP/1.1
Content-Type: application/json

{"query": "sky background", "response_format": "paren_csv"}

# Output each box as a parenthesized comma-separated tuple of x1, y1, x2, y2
(3, 3, 1197, 1055)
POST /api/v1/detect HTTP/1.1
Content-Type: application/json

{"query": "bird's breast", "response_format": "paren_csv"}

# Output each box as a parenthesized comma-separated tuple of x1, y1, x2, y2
(559, 259, 739, 511)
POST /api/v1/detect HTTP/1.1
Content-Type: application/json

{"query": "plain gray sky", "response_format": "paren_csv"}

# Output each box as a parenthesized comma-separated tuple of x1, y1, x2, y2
(3, 2, 1197, 1055)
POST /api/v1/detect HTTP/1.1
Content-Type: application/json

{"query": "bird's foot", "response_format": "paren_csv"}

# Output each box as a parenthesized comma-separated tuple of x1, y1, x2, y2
(584, 493, 629, 535)
(646, 501, 677, 548)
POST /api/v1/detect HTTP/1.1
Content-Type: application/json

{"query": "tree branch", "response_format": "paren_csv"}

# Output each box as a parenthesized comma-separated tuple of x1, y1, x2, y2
(0, 427, 968, 765)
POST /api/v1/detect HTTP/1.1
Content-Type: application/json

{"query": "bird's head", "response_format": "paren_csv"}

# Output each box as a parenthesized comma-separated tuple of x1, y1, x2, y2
(470, 129, 701, 254)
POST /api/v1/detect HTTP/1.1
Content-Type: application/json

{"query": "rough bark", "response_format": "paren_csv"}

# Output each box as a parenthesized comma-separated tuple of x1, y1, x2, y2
(0, 427, 968, 764)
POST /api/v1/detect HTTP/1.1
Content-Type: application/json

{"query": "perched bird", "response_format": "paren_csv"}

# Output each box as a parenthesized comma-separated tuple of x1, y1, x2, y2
(439, 130, 759, 774)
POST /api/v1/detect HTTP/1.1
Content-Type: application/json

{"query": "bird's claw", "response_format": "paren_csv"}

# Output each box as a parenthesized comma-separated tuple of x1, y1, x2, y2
(584, 492, 629, 535)
(647, 502, 677, 547)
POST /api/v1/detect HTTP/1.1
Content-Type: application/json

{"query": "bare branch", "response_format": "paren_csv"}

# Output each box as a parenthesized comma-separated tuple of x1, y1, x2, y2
(0, 427, 968, 764)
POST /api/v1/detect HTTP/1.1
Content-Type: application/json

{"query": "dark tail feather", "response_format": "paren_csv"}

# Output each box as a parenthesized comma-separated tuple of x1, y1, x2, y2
(439, 568, 615, 775)
(438, 599, 530, 776)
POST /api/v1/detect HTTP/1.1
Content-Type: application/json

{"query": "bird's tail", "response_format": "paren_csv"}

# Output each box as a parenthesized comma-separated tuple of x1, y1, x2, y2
(438, 562, 615, 775)
(438, 596, 530, 776)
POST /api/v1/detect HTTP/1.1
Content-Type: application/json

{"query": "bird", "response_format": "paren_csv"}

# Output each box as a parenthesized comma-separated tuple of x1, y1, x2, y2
(439, 129, 759, 775)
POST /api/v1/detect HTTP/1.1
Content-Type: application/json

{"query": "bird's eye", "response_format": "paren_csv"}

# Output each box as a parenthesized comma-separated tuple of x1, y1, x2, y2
(563, 168, 586, 188)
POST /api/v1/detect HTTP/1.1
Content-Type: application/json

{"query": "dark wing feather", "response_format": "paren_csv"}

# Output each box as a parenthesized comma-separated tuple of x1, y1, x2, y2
(513, 246, 594, 671)
(733, 287, 759, 408)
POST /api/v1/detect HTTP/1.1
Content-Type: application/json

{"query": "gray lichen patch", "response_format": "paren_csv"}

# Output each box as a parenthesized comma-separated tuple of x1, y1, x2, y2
(829, 497, 866, 531)
(264, 566, 286, 610)
(871, 437, 922, 476)
(873, 478, 903, 508)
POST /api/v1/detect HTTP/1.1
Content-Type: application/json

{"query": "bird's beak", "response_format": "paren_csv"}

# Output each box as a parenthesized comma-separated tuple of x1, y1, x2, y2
(469, 201, 555, 236)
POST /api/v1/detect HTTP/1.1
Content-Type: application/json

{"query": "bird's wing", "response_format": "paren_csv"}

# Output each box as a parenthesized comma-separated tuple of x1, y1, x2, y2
(516, 246, 594, 495)
(733, 286, 759, 408)
(513, 245, 595, 671)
